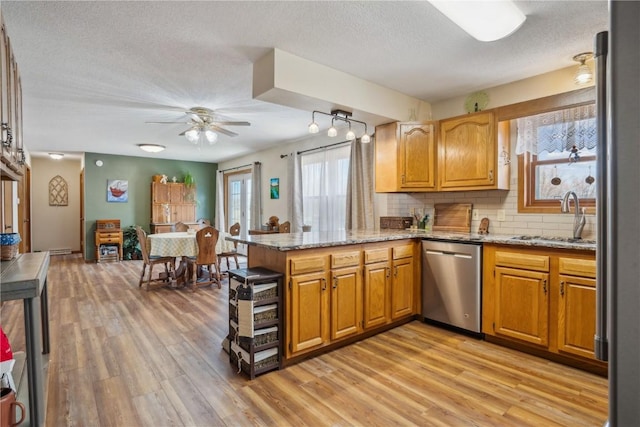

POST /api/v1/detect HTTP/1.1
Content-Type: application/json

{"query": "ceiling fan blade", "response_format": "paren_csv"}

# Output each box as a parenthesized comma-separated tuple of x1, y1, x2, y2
(209, 124, 238, 137)
(146, 121, 191, 124)
(211, 121, 251, 126)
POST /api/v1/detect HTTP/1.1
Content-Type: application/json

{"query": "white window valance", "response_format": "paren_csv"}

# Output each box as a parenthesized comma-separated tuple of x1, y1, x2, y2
(515, 104, 597, 155)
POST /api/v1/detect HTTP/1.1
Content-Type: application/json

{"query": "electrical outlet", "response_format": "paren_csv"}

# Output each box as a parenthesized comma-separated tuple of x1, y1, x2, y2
(497, 209, 506, 221)
(410, 207, 415, 215)
(472, 209, 480, 220)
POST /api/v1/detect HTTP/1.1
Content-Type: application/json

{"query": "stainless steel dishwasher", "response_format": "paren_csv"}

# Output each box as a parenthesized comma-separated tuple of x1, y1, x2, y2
(421, 240, 482, 334)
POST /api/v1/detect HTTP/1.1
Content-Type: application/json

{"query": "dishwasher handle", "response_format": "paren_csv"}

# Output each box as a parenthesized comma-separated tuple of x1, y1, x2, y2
(425, 250, 472, 259)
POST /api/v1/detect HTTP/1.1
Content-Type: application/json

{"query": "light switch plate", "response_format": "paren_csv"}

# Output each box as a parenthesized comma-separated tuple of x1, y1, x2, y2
(472, 209, 480, 220)
(497, 209, 506, 221)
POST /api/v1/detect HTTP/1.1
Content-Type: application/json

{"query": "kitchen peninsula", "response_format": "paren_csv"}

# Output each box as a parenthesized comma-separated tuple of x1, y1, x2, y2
(231, 230, 598, 367)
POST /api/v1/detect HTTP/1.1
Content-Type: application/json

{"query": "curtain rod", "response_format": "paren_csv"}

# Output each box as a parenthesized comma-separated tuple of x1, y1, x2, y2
(218, 162, 259, 173)
(280, 140, 351, 158)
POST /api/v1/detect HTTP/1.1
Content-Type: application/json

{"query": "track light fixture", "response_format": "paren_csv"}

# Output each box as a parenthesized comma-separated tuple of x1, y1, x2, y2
(307, 109, 371, 143)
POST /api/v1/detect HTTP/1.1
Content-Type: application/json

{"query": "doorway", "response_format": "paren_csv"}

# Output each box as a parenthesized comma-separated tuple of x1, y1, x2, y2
(225, 171, 251, 255)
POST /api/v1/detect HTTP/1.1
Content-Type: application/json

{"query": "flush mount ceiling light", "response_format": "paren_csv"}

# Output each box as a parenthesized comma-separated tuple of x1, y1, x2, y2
(138, 144, 166, 153)
(428, 0, 526, 42)
(308, 109, 371, 143)
(573, 52, 594, 85)
(48, 153, 64, 160)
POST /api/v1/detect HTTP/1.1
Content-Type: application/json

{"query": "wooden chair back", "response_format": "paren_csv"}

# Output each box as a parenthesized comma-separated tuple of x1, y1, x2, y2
(195, 226, 219, 265)
(172, 222, 189, 232)
(279, 221, 290, 233)
(229, 222, 241, 237)
(135, 226, 151, 264)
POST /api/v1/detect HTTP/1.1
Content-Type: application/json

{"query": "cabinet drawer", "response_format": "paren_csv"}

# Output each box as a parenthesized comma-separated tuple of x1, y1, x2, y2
(364, 248, 389, 264)
(331, 251, 361, 268)
(97, 237, 121, 244)
(393, 244, 414, 260)
(559, 257, 596, 278)
(495, 251, 549, 272)
(290, 256, 328, 275)
(97, 232, 121, 239)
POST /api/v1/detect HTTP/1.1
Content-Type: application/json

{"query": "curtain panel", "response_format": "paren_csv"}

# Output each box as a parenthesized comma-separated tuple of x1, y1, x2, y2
(515, 104, 597, 155)
(346, 138, 375, 230)
(250, 162, 262, 230)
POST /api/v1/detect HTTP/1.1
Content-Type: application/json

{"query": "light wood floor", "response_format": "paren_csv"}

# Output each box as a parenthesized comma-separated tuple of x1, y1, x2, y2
(1, 254, 608, 427)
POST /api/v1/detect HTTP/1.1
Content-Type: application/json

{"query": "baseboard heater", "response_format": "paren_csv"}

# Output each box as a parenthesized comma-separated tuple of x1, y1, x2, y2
(49, 248, 72, 255)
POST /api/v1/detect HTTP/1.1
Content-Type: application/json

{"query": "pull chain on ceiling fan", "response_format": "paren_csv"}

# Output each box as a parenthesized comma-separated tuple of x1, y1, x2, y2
(146, 106, 251, 145)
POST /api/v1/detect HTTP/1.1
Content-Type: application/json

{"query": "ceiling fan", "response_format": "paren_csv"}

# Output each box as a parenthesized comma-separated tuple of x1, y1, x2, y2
(147, 106, 250, 144)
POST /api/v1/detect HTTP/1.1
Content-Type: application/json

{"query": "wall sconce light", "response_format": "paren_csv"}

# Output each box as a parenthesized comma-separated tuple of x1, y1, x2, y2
(48, 153, 64, 160)
(308, 109, 371, 143)
(573, 52, 594, 85)
(137, 144, 166, 153)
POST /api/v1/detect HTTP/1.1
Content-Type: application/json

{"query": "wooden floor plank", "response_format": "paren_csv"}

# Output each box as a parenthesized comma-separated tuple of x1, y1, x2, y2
(0, 254, 609, 427)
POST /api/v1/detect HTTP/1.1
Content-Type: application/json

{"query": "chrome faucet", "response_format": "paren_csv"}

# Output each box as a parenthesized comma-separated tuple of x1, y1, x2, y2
(561, 190, 586, 240)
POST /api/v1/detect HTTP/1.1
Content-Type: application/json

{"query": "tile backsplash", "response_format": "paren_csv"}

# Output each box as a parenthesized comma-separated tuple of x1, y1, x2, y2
(384, 176, 596, 239)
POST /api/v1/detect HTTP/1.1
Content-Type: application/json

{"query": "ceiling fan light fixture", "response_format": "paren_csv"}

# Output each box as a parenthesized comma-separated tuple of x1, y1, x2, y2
(185, 128, 200, 143)
(205, 130, 217, 144)
(138, 144, 166, 153)
(428, 0, 526, 42)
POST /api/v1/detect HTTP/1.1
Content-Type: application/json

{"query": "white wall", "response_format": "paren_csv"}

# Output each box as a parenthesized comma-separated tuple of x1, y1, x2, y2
(31, 157, 82, 252)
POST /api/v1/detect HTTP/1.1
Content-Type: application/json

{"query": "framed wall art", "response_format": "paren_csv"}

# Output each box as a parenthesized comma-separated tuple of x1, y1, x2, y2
(270, 178, 280, 199)
(107, 179, 128, 202)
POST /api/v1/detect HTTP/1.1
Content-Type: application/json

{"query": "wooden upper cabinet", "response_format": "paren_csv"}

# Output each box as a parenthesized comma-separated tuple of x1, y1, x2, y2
(375, 121, 437, 192)
(439, 111, 504, 190)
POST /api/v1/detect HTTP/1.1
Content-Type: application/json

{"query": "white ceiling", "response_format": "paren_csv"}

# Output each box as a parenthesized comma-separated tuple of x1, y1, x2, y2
(2, 1, 608, 163)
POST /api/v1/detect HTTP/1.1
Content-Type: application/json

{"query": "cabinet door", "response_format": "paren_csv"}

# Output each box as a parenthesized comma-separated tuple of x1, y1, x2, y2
(399, 123, 436, 189)
(391, 256, 414, 319)
(152, 183, 170, 204)
(290, 271, 329, 354)
(494, 266, 549, 347)
(363, 261, 390, 329)
(169, 183, 184, 203)
(330, 266, 362, 340)
(557, 274, 597, 359)
(173, 204, 196, 223)
(439, 112, 496, 190)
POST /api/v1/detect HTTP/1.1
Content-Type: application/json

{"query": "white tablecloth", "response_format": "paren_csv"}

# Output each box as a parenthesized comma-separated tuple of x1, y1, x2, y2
(147, 231, 234, 257)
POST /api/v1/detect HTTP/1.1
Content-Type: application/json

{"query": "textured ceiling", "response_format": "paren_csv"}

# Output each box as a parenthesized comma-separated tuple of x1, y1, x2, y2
(2, 1, 608, 163)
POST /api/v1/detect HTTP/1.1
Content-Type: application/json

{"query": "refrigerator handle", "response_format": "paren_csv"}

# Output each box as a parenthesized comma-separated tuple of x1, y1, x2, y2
(594, 30, 609, 362)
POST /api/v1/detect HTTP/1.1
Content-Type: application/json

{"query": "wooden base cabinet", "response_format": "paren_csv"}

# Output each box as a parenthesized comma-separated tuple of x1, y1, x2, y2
(249, 240, 419, 363)
(483, 244, 601, 367)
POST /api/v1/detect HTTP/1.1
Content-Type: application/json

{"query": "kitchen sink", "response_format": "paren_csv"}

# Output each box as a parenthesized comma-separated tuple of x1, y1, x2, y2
(510, 235, 596, 244)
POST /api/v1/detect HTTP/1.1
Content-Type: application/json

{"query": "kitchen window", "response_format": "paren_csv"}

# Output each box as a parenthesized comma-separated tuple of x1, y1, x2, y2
(301, 144, 351, 231)
(517, 103, 597, 213)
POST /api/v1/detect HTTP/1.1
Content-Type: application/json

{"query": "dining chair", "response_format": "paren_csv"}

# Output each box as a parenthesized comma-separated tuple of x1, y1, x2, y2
(191, 226, 222, 290)
(218, 222, 241, 272)
(278, 221, 291, 233)
(135, 226, 174, 290)
(172, 222, 189, 232)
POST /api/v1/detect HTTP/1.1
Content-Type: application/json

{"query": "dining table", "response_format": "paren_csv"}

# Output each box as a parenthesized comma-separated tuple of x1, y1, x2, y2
(146, 231, 235, 287)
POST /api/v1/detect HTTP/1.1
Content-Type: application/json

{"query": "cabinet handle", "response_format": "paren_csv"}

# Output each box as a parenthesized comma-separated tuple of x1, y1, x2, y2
(489, 169, 494, 182)
(543, 279, 547, 295)
(322, 277, 327, 291)
(401, 174, 405, 184)
(333, 276, 338, 289)
(394, 266, 398, 278)
(560, 280, 565, 296)
(386, 267, 390, 279)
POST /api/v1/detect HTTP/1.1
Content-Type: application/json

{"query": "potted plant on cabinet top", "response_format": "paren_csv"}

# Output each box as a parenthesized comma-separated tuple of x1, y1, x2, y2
(183, 172, 196, 203)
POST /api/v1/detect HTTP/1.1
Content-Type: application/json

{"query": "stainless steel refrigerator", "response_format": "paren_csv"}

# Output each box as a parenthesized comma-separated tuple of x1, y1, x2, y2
(599, 2, 639, 424)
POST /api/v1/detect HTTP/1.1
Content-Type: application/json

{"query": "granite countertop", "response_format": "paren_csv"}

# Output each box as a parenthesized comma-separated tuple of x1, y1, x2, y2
(228, 230, 596, 252)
